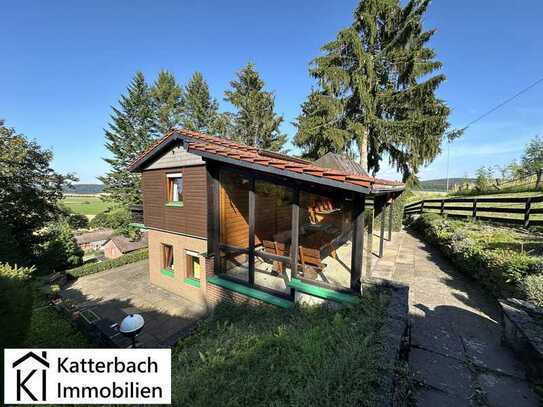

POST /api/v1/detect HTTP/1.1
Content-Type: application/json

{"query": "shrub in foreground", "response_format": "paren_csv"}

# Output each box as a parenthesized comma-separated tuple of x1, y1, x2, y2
(66, 248, 148, 278)
(0, 263, 34, 348)
(522, 275, 543, 307)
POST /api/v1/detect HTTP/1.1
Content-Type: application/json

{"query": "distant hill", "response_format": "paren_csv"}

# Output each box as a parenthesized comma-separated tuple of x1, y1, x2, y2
(416, 178, 475, 192)
(63, 184, 104, 194)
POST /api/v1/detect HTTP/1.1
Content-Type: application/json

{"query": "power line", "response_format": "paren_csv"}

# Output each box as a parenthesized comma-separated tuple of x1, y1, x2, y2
(459, 75, 543, 132)
(445, 74, 543, 190)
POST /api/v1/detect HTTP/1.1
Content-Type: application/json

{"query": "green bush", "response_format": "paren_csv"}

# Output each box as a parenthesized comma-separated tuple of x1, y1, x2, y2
(521, 275, 543, 307)
(67, 213, 89, 229)
(0, 263, 34, 348)
(89, 207, 131, 230)
(411, 214, 543, 299)
(37, 221, 84, 274)
(369, 193, 406, 233)
(66, 248, 148, 279)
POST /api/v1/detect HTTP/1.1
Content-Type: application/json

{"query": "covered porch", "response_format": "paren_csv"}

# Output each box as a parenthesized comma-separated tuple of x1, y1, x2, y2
(206, 161, 402, 302)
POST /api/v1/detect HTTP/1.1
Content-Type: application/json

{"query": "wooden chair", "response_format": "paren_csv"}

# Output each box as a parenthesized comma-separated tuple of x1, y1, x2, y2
(298, 246, 325, 280)
(262, 240, 289, 275)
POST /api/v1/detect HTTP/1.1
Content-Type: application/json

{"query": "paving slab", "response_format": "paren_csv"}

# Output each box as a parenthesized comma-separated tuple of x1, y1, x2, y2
(478, 373, 539, 407)
(371, 231, 541, 406)
(410, 347, 473, 396)
(416, 388, 472, 407)
(60, 260, 207, 347)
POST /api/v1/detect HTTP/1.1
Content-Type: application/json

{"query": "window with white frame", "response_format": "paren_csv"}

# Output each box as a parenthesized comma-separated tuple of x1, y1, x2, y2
(167, 173, 183, 204)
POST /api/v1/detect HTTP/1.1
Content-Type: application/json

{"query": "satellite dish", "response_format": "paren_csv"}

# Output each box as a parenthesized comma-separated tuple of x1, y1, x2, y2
(120, 314, 144, 348)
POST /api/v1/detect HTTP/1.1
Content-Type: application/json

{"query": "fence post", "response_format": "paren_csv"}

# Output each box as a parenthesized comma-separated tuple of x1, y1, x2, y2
(440, 199, 445, 216)
(420, 200, 425, 213)
(472, 199, 477, 221)
(524, 197, 532, 228)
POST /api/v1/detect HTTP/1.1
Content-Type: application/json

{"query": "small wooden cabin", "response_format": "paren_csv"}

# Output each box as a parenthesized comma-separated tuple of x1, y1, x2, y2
(129, 128, 404, 308)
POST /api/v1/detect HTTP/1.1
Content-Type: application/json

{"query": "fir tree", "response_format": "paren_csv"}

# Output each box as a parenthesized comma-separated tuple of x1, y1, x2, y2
(151, 70, 184, 135)
(294, 0, 453, 181)
(225, 63, 287, 151)
(99, 72, 157, 206)
(182, 72, 220, 133)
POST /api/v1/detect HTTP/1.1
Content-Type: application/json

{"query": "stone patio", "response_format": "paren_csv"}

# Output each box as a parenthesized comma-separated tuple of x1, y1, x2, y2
(60, 260, 207, 348)
(372, 230, 540, 406)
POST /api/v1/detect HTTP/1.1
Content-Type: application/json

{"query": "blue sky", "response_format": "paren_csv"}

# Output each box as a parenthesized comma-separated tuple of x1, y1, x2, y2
(2, 0, 542, 183)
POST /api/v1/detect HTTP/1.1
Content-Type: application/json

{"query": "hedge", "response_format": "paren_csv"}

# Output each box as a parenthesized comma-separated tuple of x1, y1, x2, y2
(0, 263, 34, 349)
(66, 248, 148, 279)
(369, 192, 406, 233)
(411, 213, 543, 300)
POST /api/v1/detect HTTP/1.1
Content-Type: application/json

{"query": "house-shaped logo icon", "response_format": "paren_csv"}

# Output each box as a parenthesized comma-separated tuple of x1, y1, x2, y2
(11, 351, 49, 402)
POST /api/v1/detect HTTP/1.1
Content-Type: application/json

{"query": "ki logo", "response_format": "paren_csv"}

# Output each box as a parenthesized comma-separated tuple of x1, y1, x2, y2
(11, 351, 49, 402)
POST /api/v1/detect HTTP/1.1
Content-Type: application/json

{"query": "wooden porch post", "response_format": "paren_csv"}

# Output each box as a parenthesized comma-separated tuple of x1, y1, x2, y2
(387, 199, 394, 241)
(206, 163, 220, 275)
(290, 189, 300, 282)
(365, 199, 374, 278)
(248, 177, 255, 286)
(350, 194, 365, 294)
(378, 197, 386, 258)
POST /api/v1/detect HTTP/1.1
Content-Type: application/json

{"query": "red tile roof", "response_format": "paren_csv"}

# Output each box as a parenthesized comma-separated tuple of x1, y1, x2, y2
(128, 128, 404, 193)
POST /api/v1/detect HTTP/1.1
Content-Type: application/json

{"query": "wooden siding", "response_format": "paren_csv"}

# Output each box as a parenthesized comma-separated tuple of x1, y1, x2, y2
(142, 165, 207, 237)
(219, 172, 249, 248)
(146, 144, 203, 170)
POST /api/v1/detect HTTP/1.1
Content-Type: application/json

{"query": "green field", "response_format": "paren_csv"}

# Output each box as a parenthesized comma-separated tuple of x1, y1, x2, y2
(61, 194, 114, 217)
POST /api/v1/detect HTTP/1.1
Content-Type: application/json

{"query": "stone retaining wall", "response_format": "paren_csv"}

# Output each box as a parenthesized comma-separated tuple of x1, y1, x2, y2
(363, 277, 410, 406)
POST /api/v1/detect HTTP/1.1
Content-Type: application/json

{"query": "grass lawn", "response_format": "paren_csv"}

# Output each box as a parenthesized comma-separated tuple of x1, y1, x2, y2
(61, 195, 115, 218)
(172, 293, 390, 407)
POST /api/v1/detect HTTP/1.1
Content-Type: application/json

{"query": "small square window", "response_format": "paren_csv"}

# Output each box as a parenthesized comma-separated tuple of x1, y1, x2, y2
(162, 244, 174, 272)
(167, 173, 183, 203)
(186, 252, 201, 280)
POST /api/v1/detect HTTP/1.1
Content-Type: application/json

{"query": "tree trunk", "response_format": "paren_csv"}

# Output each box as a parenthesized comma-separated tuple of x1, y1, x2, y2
(536, 171, 542, 189)
(357, 129, 368, 174)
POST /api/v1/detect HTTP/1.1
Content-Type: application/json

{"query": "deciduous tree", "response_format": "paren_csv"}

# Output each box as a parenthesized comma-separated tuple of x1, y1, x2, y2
(521, 136, 543, 188)
(0, 120, 75, 266)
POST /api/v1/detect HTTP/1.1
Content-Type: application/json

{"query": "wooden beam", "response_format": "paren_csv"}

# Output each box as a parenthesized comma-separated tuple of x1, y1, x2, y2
(387, 201, 393, 241)
(525, 197, 532, 228)
(206, 163, 220, 274)
(365, 199, 374, 278)
(248, 177, 255, 286)
(350, 194, 365, 293)
(290, 189, 300, 282)
(378, 197, 386, 258)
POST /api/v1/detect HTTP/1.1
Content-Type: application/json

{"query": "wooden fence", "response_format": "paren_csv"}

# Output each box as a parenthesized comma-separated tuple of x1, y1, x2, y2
(403, 196, 543, 227)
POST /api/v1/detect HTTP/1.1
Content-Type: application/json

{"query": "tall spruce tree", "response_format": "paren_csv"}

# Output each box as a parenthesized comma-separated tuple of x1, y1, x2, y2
(99, 72, 157, 206)
(225, 63, 287, 151)
(151, 70, 184, 135)
(294, 0, 453, 181)
(181, 72, 220, 133)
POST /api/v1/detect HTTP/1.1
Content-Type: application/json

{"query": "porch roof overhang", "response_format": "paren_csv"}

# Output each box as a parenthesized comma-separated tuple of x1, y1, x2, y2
(128, 128, 405, 196)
